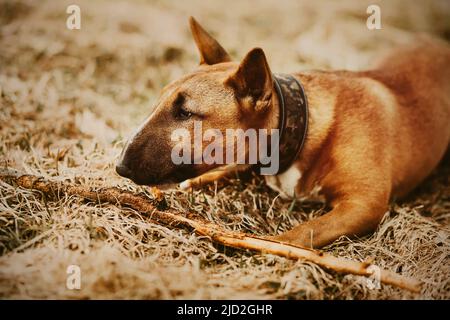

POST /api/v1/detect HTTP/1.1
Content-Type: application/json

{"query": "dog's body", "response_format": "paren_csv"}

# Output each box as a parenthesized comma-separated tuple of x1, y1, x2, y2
(264, 39, 450, 246)
(117, 18, 450, 248)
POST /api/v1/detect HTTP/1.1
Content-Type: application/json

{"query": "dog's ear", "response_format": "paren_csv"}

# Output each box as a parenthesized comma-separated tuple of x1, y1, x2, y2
(225, 48, 273, 112)
(189, 16, 231, 65)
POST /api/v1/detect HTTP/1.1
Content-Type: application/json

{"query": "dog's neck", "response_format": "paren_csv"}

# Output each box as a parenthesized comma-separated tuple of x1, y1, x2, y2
(263, 74, 308, 175)
(263, 71, 337, 198)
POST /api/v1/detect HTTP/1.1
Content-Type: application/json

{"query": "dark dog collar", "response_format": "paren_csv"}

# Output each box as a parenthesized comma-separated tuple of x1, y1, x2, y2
(256, 73, 308, 175)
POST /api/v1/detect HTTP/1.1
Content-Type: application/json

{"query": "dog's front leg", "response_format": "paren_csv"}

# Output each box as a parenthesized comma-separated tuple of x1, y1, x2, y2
(179, 164, 251, 190)
(270, 197, 388, 248)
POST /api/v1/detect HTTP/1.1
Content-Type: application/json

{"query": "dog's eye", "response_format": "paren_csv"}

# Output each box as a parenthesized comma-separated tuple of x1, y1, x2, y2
(173, 93, 194, 120)
(177, 105, 193, 120)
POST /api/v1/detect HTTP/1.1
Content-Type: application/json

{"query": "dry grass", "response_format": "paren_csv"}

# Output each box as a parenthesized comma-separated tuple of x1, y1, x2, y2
(0, 0, 449, 299)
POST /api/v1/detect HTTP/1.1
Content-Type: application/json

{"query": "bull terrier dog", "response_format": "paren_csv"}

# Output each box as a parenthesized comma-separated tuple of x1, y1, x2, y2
(116, 17, 450, 248)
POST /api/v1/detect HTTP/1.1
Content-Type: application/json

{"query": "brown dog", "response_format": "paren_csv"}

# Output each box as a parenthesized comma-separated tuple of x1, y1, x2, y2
(117, 17, 450, 248)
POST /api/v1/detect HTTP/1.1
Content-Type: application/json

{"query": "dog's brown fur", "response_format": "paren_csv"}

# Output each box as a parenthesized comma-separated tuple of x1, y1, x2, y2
(117, 17, 450, 248)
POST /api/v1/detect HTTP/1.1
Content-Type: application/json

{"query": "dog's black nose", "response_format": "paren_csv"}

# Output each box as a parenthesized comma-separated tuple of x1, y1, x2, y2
(116, 163, 133, 179)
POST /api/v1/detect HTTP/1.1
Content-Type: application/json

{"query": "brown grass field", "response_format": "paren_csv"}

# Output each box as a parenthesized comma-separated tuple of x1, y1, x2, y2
(0, 0, 449, 299)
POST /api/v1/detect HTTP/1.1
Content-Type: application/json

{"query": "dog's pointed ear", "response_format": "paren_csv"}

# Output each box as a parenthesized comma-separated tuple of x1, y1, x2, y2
(225, 48, 273, 112)
(189, 16, 231, 65)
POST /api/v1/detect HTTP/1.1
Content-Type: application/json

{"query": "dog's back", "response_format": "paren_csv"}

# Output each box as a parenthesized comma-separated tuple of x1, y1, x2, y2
(364, 37, 450, 196)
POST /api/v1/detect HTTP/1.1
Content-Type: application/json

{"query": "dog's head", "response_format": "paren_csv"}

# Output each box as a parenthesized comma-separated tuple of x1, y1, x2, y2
(116, 17, 276, 186)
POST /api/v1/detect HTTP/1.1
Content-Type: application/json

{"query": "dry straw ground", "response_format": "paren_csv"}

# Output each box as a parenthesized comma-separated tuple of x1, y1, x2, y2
(0, 0, 449, 299)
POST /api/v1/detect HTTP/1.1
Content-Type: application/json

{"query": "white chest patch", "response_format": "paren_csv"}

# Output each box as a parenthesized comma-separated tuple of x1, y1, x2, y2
(264, 165, 302, 199)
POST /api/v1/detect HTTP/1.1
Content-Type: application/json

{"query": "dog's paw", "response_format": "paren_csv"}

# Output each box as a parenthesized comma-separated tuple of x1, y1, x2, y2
(179, 179, 192, 190)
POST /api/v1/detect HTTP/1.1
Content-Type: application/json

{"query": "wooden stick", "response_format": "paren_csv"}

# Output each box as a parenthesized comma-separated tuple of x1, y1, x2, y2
(0, 169, 421, 293)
